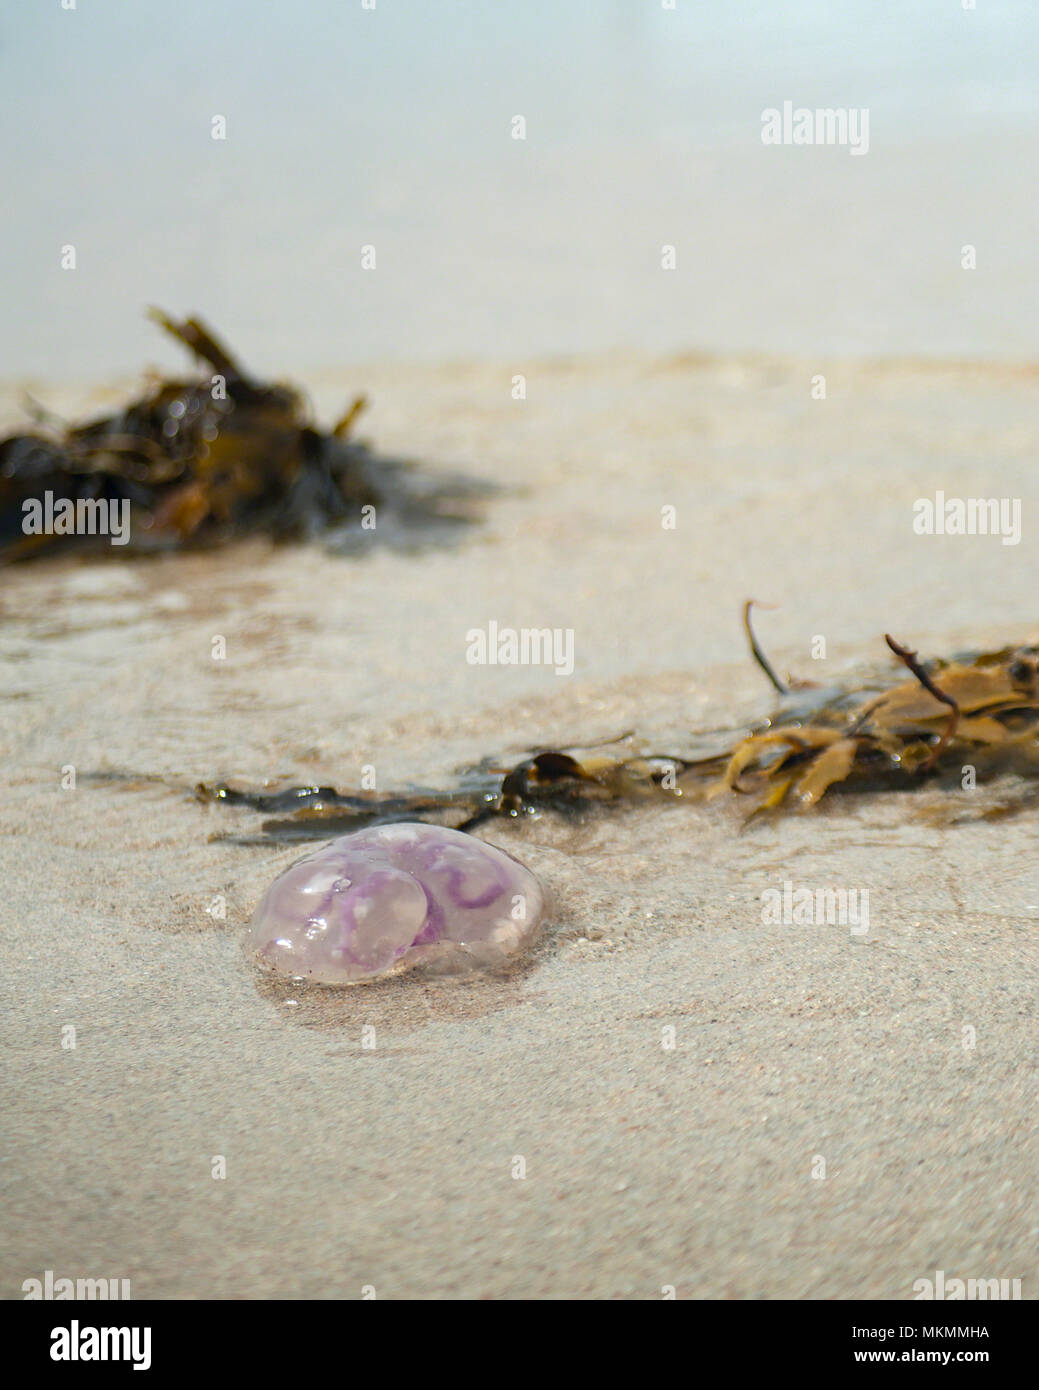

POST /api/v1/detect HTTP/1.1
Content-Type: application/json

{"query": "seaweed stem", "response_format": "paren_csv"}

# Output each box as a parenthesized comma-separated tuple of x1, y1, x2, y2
(884, 633, 960, 772)
(743, 600, 789, 695)
(146, 308, 244, 379)
(332, 395, 368, 437)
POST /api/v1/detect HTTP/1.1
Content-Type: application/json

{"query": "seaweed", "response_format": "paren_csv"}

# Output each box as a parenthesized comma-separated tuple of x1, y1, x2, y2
(0, 310, 488, 561)
(198, 608, 1039, 839)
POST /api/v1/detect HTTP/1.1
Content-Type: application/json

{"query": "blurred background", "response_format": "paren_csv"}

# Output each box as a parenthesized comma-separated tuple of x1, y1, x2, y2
(3, 0, 1038, 381)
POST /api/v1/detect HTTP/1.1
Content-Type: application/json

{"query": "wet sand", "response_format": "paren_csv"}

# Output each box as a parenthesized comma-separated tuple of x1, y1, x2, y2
(1, 351, 1037, 1298)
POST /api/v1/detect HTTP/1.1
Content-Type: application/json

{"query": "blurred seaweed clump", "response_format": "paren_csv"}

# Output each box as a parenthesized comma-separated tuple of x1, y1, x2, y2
(1, 310, 483, 561)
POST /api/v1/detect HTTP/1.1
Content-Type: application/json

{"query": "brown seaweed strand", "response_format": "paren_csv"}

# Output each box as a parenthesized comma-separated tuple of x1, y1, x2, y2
(884, 633, 961, 772)
(146, 308, 243, 379)
(743, 599, 788, 695)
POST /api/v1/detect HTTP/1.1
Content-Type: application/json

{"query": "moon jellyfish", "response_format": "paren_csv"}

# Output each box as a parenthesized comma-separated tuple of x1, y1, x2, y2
(245, 822, 546, 984)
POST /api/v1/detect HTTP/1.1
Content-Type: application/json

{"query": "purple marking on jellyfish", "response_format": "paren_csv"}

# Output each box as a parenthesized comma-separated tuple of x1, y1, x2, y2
(245, 822, 547, 984)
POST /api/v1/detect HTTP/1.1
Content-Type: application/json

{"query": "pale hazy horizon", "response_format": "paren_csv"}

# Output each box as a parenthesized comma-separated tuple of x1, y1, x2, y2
(3, 0, 1038, 381)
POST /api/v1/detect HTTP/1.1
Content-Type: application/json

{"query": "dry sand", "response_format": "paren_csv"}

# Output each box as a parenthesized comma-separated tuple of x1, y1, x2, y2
(1, 352, 1037, 1298)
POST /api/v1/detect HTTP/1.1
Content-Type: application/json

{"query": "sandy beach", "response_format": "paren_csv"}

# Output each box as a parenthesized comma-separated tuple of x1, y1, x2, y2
(2, 350, 1036, 1299)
